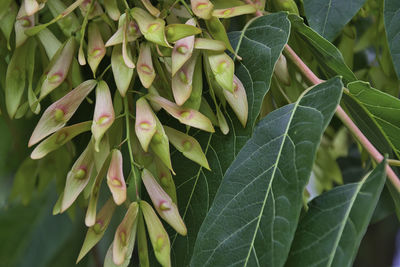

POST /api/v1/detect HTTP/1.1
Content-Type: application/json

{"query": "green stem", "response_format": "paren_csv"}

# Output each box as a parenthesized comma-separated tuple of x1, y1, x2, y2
(284, 44, 400, 192)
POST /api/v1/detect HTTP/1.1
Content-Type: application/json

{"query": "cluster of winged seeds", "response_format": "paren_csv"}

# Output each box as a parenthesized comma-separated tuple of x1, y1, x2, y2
(4, 0, 265, 266)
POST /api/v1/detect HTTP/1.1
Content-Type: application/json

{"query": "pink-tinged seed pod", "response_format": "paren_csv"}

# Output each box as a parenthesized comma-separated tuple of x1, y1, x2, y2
(135, 97, 157, 152)
(111, 45, 134, 97)
(137, 213, 150, 267)
(24, 0, 39, 16)
(164, 126, 210, 170)
(153, 156, 177, 203)
(165, 23, 202, 43)
(216, 108, 229, 135)
(212, 4, 257, 18)
(61, 140, 95, 212)
(140, 0, 160, 17)
(274, 53, 291, 86)
(122, 15, 136, 69)
(147, 95, 215, 133)
(191, 0, 214, 19)
(113, 202, 139, 265)
(92, 81, 115, 152)
(15, 2, 35, 48)
(142, 169, 187, 235)
(140, 200, 171, 267)
(85, 152, 111, 227)
(40, 38, 76, 99)
(223, 75, 248, 127)
(207, 51, 235, 93)
(182, 53, 203, 111)
(29, 80, 97, 147)
(105, 14, 141, 47)
(150, 116, 174, 173)
(77, 198, 116, 263)
(103, 0, 120, 21)
(171, 18, 196, 76)
(107, 149, 127, 205)
(172, 51, 198, 106)
(137, 42, 156, 88)
(194, 38, 226, 51)
(31, 121, 91, 159)
(80, 0, 103, 19)
(87, 22, 106, 75)
(130, 7, 171, 47)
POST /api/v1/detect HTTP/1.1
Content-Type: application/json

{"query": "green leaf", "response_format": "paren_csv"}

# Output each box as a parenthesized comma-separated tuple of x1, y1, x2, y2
(384, 0, 400, 79)
(289, 14, 357, 84)
(286, 160, 386, 267)
(190, 78, 343, 267)
(170, 13, 290, 266)
(348, 81, 400, 157)
(304, 0, 367, 41)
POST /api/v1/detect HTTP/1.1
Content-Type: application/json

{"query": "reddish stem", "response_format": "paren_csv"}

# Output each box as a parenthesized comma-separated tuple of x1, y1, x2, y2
(284, 44, 400, 192)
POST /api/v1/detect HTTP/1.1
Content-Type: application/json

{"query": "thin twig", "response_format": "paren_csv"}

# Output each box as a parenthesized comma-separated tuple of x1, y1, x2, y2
(284, 44, 400, 192)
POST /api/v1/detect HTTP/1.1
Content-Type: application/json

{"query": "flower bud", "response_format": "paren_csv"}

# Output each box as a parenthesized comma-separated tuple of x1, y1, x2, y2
(165, 23, 201, 43)
(107, 149, 127, 205)
(147, 95, 215, 133)
(223, 75, 248, 127)
(135, 97, 157, 152)
(140, 200, 171, 267)
(92, 81, 115, 152)
(113, 202, 139, 265)
(77, 198, 116, 263)
(40, 38, 76, 99)
(61, 140, 95, 212)
(171, 18, 196, 76)
(111, 45, 134, 97)
(15, 3, 35, 48)
(87, 22, 106, 75)
(130, 7, 170, 47)
(194, 38, 226, 51)
(85, 152, 112, 226)
(142, 169, 186, 236)
(141, 0, 160, 17)
(172, 51, 198, 106)
(137, 213, 150, 267)
(274, 53, 291, 86)
(167, 127, 210, 169)
(205, 17, 235, 54)
(212, 4, 257, 18)
(137, 42, 156, 88)
(191, 0, 213, 19)
(104, 0, 120, 21)
(150, 116, 173, 172)
(29, 80, 97, 147)
(31, 121, 91, 159)
(207, 52, 235, 93)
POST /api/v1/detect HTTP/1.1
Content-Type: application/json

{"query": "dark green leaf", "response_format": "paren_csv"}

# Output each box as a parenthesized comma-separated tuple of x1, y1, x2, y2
(289, 14, 357, 84)
(170, 13, 290, 266)
(384, 0, 400, 79)
(190, 78, 343, 267)
(304, 0, 367, 41)
(286, 160, 386, 267)
(348, 81, 400, 157)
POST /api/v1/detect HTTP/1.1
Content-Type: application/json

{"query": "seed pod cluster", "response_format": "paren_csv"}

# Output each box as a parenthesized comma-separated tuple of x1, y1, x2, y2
(2, 0, 262, 265)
